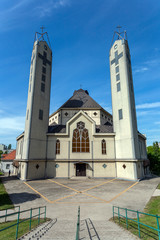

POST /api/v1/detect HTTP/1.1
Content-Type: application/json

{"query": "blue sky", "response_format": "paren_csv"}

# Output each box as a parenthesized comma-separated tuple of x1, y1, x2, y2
(0, 0, 160, 148)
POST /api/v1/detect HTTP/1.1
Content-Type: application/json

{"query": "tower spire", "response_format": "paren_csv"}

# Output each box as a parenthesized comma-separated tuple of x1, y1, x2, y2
(34, 27, 51, 49)
(110, 26, 127, 48)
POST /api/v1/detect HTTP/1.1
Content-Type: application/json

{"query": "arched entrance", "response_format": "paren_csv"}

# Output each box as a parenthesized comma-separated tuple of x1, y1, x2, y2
(76, 163, 86, 176)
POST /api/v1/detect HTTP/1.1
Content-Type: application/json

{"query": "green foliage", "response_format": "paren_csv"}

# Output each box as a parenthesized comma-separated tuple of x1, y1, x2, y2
(147, 141, 160, 175)
(0, 150, 3, 160)
(7, 144, 12, 150)
(0, 218, 47, 240)
(0, 179, 13, 210)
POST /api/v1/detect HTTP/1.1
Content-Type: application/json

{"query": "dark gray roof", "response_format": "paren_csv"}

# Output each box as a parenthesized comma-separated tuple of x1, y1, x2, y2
(96, 122, 113, 133)
(59, 89, 102, 109)
(48, 125, 66, 133)
(48, 121, 113, 134)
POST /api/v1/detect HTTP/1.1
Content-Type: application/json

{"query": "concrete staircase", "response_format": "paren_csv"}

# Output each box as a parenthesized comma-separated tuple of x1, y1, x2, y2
(19, 218, 139, 240)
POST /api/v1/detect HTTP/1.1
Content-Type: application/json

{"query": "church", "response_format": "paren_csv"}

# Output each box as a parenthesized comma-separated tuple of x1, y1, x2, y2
(15, 29, 149, 181)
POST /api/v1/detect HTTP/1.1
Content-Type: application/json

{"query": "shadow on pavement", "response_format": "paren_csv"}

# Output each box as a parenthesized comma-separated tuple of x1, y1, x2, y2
(0, 192, 41, 206)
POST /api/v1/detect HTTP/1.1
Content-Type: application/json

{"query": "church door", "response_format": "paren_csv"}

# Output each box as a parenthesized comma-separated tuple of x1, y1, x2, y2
(76, 163, 86, 176)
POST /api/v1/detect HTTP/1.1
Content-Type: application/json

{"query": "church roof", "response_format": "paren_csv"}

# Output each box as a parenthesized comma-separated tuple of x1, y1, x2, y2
(59, 89, 102, 109)
(48, 122, 113, 134)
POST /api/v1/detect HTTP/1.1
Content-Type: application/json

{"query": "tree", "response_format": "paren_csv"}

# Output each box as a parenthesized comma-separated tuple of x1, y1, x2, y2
(8, 144, 12, 150)
(0, 150, 3, 160)
(147, 141, 160, 175)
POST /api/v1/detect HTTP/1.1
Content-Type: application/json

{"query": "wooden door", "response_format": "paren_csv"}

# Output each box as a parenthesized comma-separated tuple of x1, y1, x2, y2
(76, 163, 86, 176)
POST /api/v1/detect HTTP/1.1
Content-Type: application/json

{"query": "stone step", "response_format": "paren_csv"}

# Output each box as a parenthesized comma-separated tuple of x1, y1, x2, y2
(19, 218, 139, 240)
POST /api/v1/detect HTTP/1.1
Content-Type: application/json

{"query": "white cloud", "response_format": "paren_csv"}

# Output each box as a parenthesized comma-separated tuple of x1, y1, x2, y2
(0, 116, 25, 132)
(0, 116, 25, 148)
(33, 0, 70, 17)
(133, 67, 149, 73)
(136, 102, 160, 109)
(155, 121, 160, 125)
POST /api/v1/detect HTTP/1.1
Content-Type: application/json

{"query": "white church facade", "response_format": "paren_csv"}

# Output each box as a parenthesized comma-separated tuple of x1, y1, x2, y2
(16, 29, 149, 181)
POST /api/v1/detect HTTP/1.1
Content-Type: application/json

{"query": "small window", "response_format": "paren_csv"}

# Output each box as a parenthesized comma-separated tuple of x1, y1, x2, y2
(41, 83, 45, 92)
(39, 109, 43, 120)
(43, 51, 47, 59)
(42, 67, 46, 74)
(42, 74, 46, 82)
(102, 139, 106, 154)
(117, 82, 121, 92)
(115, 66, 119, 73)
(6, 164, 10, 169)
(116, 74, 120, 81)
(56, 139, 60, 154)
(119, 109, 123, 120)
(26, 109, 29, 120)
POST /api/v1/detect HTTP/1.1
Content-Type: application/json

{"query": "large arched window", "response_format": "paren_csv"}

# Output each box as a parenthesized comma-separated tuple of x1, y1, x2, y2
(102, 139, 106, 154)
(72, 121, 89, 152)
(56, 139, 60, 154)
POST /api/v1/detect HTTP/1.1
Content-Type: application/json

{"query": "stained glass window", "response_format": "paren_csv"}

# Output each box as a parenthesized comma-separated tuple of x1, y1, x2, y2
(102, 139, 106, 154)
(72, 121, 89, 152)
(56, 139, 60, 154)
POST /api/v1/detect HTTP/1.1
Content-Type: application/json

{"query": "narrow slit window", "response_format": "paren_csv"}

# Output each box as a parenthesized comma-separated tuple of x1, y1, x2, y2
(119, 109, 123, 120)
(42, 67, 46, 74)
(39, 109, 43, 120)
(115, 66, 119, 73)
(56, 139, 60, 154)
(102, 139, 106, 154)
(26, 109, 29, 120)
(116, 74, 120, 81)
(42, 74, 46, 82)
(41, 83, 45, 92)
(117, 82, 121, 92)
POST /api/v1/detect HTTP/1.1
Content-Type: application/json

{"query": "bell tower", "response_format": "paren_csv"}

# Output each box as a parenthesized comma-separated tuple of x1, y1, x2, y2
(21, 28, 52, 180)
(109, 27, 140, 180)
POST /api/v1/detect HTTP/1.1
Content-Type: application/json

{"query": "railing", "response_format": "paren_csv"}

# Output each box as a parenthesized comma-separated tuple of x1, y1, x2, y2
(0, 206, 46, 240)
(113, 206, 160, 239)
(75, 206, 80, 240)
(0, 206, 20, 222)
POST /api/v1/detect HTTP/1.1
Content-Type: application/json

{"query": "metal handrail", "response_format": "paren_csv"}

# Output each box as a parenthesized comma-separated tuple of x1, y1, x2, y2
(76, 206, 80, 240)
(0, 206, 20, 222)
(0, 206, 46, 240)
(113, 206, 160, 239)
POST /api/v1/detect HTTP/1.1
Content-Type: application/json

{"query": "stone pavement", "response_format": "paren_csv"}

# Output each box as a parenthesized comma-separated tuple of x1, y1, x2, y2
(2, 176, 160, 239)
(152, 188, 160, 196)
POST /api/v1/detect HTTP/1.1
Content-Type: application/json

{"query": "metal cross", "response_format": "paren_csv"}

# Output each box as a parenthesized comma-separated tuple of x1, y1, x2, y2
(116, 25, 122, 34)
(116, 26, 122, 39)
(111, 50, 123, 65)
(38, 51, 51, 66)
(40, 26, 45, 34)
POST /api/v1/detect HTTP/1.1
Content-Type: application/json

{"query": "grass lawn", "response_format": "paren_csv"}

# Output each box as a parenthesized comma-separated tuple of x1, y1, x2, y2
(0, 218, 48, 240)
(0, 172, 4, 176)
(0, 178, 14, 210)
(112, 196, 160, 240)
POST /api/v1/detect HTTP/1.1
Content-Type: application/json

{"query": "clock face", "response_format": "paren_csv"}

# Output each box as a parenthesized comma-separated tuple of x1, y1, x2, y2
(44, 45, 47, 50)
(114, 44, 117, 49)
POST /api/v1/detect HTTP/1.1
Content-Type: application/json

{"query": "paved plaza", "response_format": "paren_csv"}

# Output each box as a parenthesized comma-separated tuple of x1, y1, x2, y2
(2, 176, 160, 239)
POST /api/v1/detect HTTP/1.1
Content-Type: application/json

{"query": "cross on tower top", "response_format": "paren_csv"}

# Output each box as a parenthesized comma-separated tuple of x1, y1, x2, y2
(40, 26, 45, 34)
(116, 25, 122, 34)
